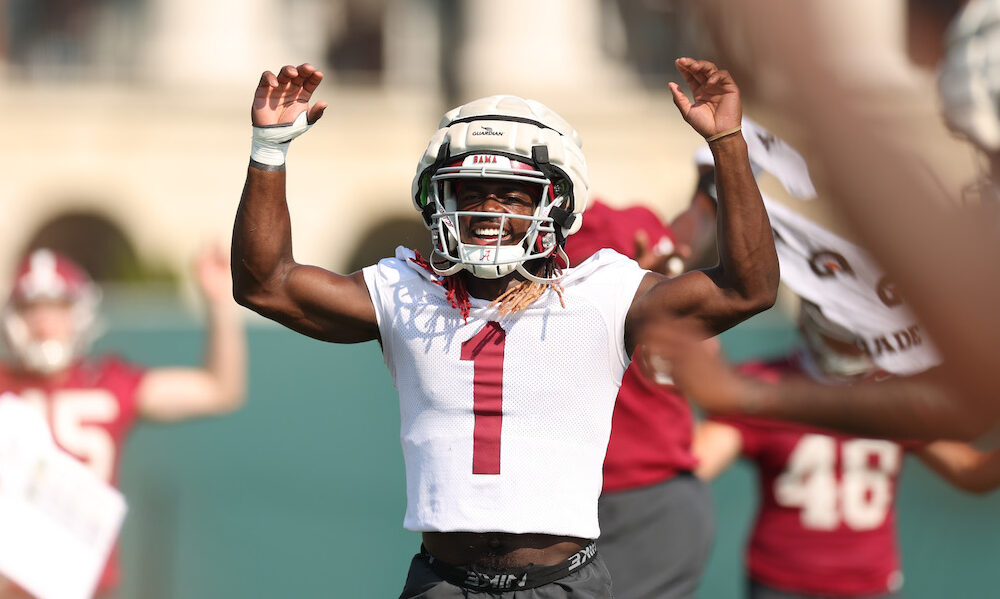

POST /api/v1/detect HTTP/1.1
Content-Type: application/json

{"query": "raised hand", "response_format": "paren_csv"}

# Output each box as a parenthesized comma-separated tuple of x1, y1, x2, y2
(252, 63, 328, 127)
(195, 243, 234, 306)
(668, 58, 742, 140)
(633, 230, 687, 277)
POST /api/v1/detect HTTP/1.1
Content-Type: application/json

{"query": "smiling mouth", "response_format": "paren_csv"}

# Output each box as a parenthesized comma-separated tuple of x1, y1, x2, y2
(469, 222, 513, 245)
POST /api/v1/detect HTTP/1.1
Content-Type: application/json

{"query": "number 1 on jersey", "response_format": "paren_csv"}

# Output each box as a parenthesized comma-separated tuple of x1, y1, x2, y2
(461, 321, 506, 475)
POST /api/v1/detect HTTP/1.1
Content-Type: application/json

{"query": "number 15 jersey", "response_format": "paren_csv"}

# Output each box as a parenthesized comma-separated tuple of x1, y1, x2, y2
(363, 247, 647, 539)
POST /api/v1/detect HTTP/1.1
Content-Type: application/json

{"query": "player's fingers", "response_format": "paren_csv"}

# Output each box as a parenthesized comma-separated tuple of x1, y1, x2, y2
(690, 59, 719, 74)
(682, 58, 719, 79)
(668, 82, 691, 116)
(307, 101, 328, 124)
(276, 64, 298, 85)
(634, 230, 662, 270)
(291, 62, 316, 87)
(252, 72, 278, 119)
(295, 62, 315, 78)
(634, 342, 676, 387)
(633, 229, 650, 256)
(258, 70, 278, 90)
(269, 66, 297, 110)
(208, 240, 227, 263)
(675, 57, 706, 88)
(705, 70, 735, 93)
(302, 69, 324, 96)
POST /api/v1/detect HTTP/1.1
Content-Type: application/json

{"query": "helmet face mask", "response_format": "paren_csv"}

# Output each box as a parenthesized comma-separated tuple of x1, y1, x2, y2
(412, 95, 590, 281)
(2, 249, 100, 375)
(427, 155, 564, 280)
(797, 300, 875, 383)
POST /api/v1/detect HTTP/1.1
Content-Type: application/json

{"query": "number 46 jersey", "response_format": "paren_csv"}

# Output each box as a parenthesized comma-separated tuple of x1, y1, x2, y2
(363, 247, 647, 539)
(713, 357, 923, 598)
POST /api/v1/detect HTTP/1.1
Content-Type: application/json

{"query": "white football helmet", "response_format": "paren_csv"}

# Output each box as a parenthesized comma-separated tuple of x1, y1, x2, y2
(939, 0, 1000, 153)
(411, 95, 590, 281)
(2, 249, 101, 375)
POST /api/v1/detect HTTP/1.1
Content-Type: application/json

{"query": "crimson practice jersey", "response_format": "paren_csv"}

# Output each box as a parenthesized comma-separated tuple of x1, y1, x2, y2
(601, 365, 697, 492)
(0, 356, 145, 594)
(363, 247, 647, 539)
(715, 358, 917, 597)
(562, 200, 697, 493)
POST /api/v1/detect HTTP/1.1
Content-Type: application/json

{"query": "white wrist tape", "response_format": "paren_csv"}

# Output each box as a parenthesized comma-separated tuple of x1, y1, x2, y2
(250, 111, 312, 166)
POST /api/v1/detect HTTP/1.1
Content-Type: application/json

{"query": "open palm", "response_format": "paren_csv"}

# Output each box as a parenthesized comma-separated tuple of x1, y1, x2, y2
(251, 63, 328, 126)
(668, 58, 741, 139)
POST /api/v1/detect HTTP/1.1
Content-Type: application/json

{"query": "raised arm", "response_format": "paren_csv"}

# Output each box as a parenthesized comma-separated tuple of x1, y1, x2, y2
(633, 320, 999, 442)
(915, 441, 1000, 494)
(139, 246, 247, 422)
(626, 58, 778, 353)
(232, 63, 378, 343)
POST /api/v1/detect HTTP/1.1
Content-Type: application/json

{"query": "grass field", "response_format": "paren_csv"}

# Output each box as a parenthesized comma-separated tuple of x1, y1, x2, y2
(98, 303, 1000, 598)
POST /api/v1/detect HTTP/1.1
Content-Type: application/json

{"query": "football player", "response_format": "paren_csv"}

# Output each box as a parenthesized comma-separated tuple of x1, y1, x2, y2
(693, 299, 1000, 599)
(231, 58, 778, 597)
(0, 245, 247, 598)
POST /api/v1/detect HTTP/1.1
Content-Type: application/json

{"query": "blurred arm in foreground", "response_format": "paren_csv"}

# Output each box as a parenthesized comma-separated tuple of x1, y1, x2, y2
(635, 320, 984, 441)
(644, 0, 1000, 440)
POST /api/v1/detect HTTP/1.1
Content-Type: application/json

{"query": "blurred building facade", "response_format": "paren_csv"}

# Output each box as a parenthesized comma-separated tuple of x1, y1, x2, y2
(0, 0, 977, 296)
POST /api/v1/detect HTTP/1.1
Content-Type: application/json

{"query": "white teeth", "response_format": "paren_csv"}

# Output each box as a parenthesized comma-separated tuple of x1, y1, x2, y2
(474, 226, 504, 237)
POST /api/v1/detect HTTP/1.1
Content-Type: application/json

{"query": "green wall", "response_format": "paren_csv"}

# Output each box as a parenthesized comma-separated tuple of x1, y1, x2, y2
(96, 306, 1000, 598)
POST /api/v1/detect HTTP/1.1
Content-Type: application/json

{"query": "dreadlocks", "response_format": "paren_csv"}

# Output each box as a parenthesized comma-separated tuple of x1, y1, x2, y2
(489, 257, 565, 316)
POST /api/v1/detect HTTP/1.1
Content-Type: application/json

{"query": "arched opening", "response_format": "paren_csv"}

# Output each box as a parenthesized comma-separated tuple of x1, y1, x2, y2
(21, 210, 175, 284)
(345, 215, 429, 272)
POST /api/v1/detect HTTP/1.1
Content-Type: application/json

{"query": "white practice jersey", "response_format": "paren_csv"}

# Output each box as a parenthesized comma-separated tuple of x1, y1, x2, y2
(363, 247, 647, 538)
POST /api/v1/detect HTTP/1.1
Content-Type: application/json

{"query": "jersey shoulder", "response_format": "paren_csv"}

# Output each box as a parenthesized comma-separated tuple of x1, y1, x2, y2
(562, 248, 642, 285)
(364, 246, 443, 288)
(78, 354, 147, 389)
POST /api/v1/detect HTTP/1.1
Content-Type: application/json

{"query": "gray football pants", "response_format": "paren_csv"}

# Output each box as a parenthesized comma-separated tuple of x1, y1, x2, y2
(597, 474, 714, 599)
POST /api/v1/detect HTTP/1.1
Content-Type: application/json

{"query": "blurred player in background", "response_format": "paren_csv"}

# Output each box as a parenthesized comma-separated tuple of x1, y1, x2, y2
(232, 57, 777, 597)
(564, 199, 712, 599)
(0, 245, 247, 598)
(693, 298, 1000, 599)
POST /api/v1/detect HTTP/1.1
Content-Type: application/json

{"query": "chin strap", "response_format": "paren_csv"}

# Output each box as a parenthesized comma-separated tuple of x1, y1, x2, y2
(515, 248, 569, 284)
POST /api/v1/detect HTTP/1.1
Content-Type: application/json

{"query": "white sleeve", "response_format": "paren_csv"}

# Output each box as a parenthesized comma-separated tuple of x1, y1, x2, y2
(362, 255, 408, 381)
